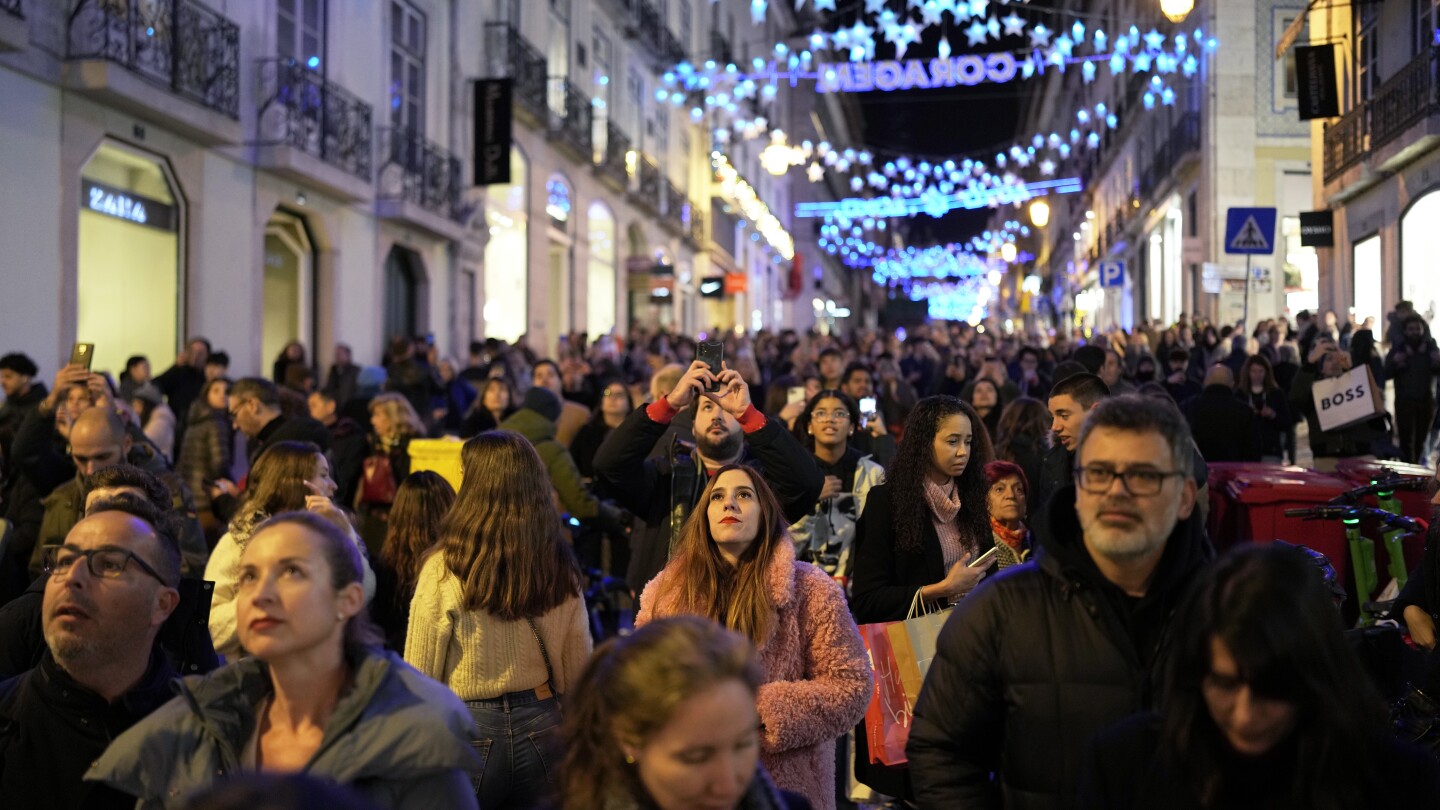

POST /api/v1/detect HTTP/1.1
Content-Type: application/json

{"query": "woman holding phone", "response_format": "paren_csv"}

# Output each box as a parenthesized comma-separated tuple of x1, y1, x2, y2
(788, 390, 885, 581)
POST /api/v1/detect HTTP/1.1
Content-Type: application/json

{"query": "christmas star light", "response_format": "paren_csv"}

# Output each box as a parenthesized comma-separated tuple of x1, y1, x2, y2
(1001, 13, 1025, 36)
(965, 19, 988, 45)
(1029, 23, 1051, 48)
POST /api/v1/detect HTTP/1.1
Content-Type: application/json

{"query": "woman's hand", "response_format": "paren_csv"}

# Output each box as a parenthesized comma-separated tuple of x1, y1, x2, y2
(304, 480, 351, 533)
(920, 551, 995, 603)
(1404, 605, 1436, 650)
(818, 475, 844, 501)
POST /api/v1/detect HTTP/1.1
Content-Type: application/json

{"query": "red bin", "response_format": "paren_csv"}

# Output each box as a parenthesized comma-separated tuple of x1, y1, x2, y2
(1205, 462, 1306, 546)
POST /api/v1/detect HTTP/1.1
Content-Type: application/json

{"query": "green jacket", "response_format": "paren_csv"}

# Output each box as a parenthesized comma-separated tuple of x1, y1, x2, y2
(86, 648, 479, 809)
(500, 408, 601, 519)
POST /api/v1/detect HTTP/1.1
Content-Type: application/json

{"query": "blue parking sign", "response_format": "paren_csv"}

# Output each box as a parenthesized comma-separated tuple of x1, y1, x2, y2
(1099, 260, 1125, 287)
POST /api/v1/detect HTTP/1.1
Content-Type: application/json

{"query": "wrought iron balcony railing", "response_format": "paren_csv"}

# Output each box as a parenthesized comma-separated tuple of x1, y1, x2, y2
(256, 58, 373, 180)
(661, 176, 687, 232)
(625, 0, 687, 65)
(596, 120, 631, 186)
(1323, 102, 1369, 183)
(67, 0, 239, 118)
(633, 155, 662, 212)
(1137, 111, 1200, 198)
(484, 22, 547, 123)
(547, 78, 592, 155)
(687, 208, 705, 246)
(377, 126, 463, 221)
(1372, 47, 1440, 151)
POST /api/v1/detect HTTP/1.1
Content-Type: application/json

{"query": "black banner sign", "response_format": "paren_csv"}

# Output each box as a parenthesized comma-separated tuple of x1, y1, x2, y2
(1300, 210, 1334, 247)
(473, 79, 513, 185)
(1295, 45, 1339, 121)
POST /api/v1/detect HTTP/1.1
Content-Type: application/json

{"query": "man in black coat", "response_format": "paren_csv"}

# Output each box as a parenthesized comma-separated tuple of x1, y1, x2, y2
(907, 395, 1212, 809)
(593, 360, 823, 593)
(1180, 365, 1261, 463)
(211, 377, 331, 522)
(0, 497, 183, 810)
(0, 353, 46, 474)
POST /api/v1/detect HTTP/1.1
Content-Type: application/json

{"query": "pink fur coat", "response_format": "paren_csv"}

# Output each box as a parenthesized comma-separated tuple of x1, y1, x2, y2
(637, 542, 872, 810)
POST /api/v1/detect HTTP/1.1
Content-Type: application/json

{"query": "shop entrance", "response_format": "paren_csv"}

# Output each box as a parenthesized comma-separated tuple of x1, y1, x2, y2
(262, 210, 314, 375)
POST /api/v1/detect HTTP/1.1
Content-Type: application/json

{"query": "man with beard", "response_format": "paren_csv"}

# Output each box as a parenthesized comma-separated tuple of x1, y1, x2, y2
(1395, 461, 1440, 694)
(594, 360, 823, 592)
(0, 496, 181, 809)
(32, 408, 205, 577)
(908, 395, 1212, 808)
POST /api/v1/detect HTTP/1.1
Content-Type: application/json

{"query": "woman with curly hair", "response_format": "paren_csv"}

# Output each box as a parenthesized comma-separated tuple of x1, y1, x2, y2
(848, 396, 996, 799)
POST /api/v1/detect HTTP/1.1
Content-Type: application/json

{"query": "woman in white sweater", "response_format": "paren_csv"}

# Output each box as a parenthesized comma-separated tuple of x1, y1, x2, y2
(406, 430, 592, 809)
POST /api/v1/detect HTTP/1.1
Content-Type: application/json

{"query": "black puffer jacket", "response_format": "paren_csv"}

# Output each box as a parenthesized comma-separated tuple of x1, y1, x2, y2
(906, 485, 1212, 810)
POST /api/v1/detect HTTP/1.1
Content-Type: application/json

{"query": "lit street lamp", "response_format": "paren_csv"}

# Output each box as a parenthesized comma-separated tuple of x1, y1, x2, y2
(1028, 199, 1050, 228)
(1161, 0, 1194, 23)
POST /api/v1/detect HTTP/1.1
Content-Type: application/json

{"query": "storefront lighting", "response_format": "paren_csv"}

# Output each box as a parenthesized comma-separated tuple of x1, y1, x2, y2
(1085, 210, 1095, 219)
(1022, 274, 1043, 294)
(1028, 199, 1050, 227)
(714, 153, 795, 260)
(1160, 0, 1194, 23)
(987, 270, 1002, 286)
(1000, 243, 1017, 263)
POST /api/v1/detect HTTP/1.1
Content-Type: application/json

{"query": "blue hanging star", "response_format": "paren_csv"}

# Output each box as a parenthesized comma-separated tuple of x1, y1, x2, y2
(987, 16, 1000, 40)
(1072, 21, 1085, 43)
(1055, 34, 1074, 57)
(1109, 52, 1125, 75)
(1143, 92, 1156, 110)
(1082, 60, 1096, 82)
(965, 19, 988, 45)
(969, 0, 989, 19)
(1094, 29, 1107, 51)
(920, 1, 945, 27)
(1028, 23, 1051, 48)
(864, 0, 888, 14)
(1182, 55, 1198, 77)
(1161, 87, 1176, 105)
(1133, 52, 1152, 72)
(1001, 13, 1025, 36)
(1086, 132, 1100, 148)
(894, 24, 920, 58)
(1144, 29, 1166, 52)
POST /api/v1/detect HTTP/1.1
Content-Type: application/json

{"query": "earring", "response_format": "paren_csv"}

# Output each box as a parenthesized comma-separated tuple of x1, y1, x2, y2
(625, 754, 636, 765)
(336, 612, 344, 622)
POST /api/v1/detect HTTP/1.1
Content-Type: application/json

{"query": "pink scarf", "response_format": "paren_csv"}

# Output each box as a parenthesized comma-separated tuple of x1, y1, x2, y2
(924, 477, 969, 570)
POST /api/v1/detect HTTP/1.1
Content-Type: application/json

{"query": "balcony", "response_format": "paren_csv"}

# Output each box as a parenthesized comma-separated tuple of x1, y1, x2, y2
(595, 120, 631, 192)
(660, 176, 688, 236)
(631, 155, 662, 213)
(1324, 48, 1440, 188)
(547, 78, 593, 161)
(254, 58, 373, 201)
(623, 0, 686, 68)
(64, 0, 240, 144)
(0, 0, 25, 52)
(1136, 111, 1201, 199)
(1323, 104, 1369, 184)
(710, 31, 733, 64)
(377, 126, 467, 240)
(686, 208, 705, 248)
(484, 23, 548, 129)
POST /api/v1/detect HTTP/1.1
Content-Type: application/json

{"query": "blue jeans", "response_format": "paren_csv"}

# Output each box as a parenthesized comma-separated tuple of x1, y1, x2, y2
(465, 691, 563, 809)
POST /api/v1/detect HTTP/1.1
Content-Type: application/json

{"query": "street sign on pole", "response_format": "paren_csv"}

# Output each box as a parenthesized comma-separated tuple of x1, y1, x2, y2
(1098, 260, 1126, 287)
(1224, 207, 1278, 255)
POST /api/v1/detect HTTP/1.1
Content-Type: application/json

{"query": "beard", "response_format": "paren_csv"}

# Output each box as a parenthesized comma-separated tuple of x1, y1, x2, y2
(695, 426, 744, 463)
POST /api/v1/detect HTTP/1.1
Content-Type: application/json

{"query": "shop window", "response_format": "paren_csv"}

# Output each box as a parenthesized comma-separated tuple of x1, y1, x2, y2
(588, 202, 617, 336)
(484, 150, 529, 342)
(1284, 217, 1320, 318)
(78, 144, 181, 377)
(1352, 234, 1383, 331)
(1401, 191, 1440, 334)
(262, 210, 315, 377)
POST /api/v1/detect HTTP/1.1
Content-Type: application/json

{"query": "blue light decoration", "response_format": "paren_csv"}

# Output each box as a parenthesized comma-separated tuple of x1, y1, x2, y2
(545, 179, 572, 223)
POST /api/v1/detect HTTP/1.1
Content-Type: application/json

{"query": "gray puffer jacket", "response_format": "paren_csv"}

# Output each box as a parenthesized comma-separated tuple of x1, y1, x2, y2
(86, 647, 480, 809)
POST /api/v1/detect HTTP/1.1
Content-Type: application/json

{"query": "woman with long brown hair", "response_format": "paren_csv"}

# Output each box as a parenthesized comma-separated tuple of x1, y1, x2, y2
(204, 440, 374, 657)
(404, 430, 591, 809)
(370, 471, 455, 651)
(636, 465, 871, 810)
(558, 616, 809, 810)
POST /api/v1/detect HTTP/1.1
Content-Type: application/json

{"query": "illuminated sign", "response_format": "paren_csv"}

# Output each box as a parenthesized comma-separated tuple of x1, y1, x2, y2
(816, 53, 1019, 93)
(82, 180, 176, 232)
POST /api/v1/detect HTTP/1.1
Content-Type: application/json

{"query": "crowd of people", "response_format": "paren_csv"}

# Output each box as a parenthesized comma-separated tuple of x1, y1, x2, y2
(0, 303, 1438, 809)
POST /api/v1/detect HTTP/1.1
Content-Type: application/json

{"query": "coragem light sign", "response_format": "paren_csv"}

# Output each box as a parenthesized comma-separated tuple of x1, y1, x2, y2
(816, 53, 1018, 93)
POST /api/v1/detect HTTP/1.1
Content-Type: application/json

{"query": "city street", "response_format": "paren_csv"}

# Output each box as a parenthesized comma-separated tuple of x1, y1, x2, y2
(2, 1, 1440, 809)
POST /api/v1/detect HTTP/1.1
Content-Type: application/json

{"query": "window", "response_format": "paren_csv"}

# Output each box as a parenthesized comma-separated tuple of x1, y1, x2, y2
(1277, 13, 1300, 106)
(1416, 0, 1438, 56)
(390, 1, 426, 133)
(494, 0, 520, 24)
(627, 66, 644, 145)
(654, 105, 668, 164)
(278, 0, 325, 70)
(1356, 2, 1380, 101)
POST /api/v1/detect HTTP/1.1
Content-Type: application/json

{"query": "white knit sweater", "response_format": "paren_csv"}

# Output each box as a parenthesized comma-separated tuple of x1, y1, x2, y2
(404, 552, 592, 700)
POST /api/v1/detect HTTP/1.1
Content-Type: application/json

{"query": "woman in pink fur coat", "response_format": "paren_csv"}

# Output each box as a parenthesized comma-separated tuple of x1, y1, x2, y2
(636, 464, 872, 810)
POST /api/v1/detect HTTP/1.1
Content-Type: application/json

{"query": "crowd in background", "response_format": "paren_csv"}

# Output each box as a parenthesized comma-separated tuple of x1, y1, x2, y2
(0, 301, 1438, 809)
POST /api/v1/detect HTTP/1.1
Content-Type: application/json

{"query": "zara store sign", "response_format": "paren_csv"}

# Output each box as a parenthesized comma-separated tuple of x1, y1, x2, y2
(82, 180, 177, 232)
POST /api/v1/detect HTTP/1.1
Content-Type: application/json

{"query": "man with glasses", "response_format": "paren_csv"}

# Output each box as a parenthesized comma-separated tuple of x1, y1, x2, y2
(211, 378, 330, 523)
(908, 395, 1212, 809)
(0, 495, 182, 809)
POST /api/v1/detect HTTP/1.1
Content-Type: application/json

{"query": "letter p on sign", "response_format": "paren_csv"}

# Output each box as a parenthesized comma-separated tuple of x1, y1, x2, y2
(1099, 260, 1126, 287)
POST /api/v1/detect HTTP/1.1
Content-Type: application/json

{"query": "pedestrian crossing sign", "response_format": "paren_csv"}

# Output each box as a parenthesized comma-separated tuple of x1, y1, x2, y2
(1224, 207, 1278, 255)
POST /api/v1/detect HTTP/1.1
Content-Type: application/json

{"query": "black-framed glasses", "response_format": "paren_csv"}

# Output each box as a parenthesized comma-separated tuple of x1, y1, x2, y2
(227, 398, 248, 421)
(42, 545, 168, 584)
(1074, 466, 1186, 496)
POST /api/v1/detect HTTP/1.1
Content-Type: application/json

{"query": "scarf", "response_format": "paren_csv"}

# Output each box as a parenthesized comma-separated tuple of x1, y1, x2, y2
(990, 517, 1028, 551)
(924, 477, 968, 569)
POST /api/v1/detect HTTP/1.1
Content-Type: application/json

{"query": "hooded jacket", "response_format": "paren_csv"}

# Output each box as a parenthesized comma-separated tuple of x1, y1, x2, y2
(500, 406, 601, 519)
(593, 401, 823, 592)
(637, 541, 871, 810)
(86, 647, 480, 810)
(788, 452, 885, 579)
(906, 485, 1212, 810)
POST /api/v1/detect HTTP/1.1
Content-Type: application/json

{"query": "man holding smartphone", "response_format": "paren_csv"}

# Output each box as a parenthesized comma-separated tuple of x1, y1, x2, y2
(594, 360, 824, 593)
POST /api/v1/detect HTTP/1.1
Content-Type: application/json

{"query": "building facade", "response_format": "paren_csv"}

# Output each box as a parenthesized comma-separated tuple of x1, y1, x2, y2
(1017, 0, 1315, 334)
(0, 0, 854, 382)
(1310, 0, 1440, 337)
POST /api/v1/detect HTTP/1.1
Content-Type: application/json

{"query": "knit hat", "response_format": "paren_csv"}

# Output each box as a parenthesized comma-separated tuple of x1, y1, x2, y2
(0, 353, 37, 377)
(522, 386, 562, 422)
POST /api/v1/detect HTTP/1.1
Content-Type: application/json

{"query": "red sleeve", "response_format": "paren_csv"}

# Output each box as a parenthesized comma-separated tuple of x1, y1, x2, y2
(646, 398, 679, 424)
(738, 404, 767, 433)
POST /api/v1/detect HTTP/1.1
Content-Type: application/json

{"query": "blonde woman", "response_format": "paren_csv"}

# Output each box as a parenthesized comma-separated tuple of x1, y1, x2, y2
(356, 392, 426, 548)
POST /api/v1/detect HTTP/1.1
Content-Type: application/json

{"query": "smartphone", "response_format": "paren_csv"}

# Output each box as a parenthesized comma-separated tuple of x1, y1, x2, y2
(70, 342, 94, 370)
(859, 396, 877, 417)
(787, 386, 807, 406)
(697, 340, 724, 392)
(968, 546, 1000, 568)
